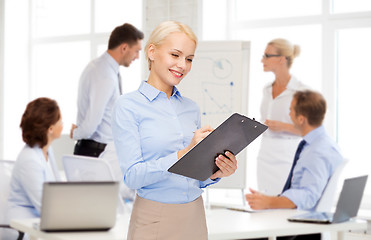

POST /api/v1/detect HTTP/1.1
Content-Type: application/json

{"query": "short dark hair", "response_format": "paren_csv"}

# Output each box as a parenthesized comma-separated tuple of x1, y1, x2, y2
(293, 90, 326, 127)
(108, 23, 144, 50)
(20, 97, 61, 148)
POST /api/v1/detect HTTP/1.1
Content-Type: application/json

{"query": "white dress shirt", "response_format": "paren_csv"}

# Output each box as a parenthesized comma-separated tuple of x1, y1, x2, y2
(260, 76, 307, 139)
(257, 76, 309, 195)
(73, 51, 121, 144)
(282, 126, 344, 210)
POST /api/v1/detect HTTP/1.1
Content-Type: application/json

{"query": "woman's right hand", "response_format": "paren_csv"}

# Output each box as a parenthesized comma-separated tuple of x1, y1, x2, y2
(177, 125, 214, 159)
(189, 125, 214, 149)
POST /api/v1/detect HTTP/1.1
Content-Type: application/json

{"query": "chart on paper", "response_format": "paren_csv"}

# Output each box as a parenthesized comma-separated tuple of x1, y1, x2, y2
(178, 41, 251, 189)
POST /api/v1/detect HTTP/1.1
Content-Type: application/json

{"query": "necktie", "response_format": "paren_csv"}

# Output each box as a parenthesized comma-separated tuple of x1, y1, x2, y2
(118, 72, 122, 95)
(282, 140, 306, 193)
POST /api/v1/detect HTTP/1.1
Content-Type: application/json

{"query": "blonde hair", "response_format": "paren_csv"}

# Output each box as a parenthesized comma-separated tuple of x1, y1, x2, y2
(268, 38, 300, 68)
(145, 21, 198, 70)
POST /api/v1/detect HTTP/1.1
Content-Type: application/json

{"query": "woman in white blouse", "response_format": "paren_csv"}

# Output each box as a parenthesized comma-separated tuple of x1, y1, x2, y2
(4, 97, 62, 240)
(257, 39, 308, 195)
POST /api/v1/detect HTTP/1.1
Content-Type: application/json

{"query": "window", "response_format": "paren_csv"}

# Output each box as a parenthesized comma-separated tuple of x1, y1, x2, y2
(336, 28, 371, 208)
(235, 25, 322, 117)
(2, 0, 142, 160)
(95, 0, 142, 33)
(3, 0, 29, 160)
(32, 0, 90, 38)
(202, 0, 227, 40)
(202, 0, 371, 207)
(235, 0, 322, 21)
(331, 0, 371, 14)
(32, 41, 90, 125)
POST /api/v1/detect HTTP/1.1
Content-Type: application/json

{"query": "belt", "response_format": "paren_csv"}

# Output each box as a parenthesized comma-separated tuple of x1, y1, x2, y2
(76, 139, 107, 150)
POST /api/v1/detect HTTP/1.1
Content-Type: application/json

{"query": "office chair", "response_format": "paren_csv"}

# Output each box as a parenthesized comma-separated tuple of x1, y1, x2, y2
(62, 154, 127, 214)
(315, 159, 349, 240)
(0, 160, 25, 240)
(51, 134, 75, 168)
(315, 159, 349, 212)
(99, 142, 135, 201)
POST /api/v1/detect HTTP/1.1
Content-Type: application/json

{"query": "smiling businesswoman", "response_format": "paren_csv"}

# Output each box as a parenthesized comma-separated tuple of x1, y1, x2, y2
(112, 21, 238, 240)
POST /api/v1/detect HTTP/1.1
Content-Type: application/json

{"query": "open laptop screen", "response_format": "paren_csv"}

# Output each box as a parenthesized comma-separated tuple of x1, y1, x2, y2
(288, 175, 368, 224)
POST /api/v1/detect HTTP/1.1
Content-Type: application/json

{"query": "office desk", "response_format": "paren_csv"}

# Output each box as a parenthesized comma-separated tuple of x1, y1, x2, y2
(206, 209, 366, 240)
(10, 214, 130, 240)
(10, 209, 367, 240)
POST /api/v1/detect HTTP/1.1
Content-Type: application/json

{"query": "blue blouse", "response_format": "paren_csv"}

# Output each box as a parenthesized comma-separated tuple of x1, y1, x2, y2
(7, 145, 61, 219)
(112, 81, 217, 204)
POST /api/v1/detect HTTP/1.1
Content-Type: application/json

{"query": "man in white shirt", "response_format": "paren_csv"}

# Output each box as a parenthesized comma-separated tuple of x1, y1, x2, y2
(70, 23, 144, 157)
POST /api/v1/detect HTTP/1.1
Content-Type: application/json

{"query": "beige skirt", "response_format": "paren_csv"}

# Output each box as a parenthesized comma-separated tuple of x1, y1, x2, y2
(127, 195, 207, 240)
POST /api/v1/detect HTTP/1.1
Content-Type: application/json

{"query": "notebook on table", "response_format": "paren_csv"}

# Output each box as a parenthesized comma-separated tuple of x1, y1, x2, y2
(227, 205, 259, 213)
(288, 175, 368, 224)
(38, 181, 119, 232)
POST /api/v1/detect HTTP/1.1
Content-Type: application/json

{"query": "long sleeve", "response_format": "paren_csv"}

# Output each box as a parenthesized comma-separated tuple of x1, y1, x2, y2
(281, 126, 343, 210)
(112, 81, 214, 204)
(73, 52, 120, 143)
(112, 99, 178, 189)
(8, 146, 58, 217)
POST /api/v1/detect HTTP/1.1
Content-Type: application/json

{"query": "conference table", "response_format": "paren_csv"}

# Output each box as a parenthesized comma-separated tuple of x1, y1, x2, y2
(10, 208, 367, 240)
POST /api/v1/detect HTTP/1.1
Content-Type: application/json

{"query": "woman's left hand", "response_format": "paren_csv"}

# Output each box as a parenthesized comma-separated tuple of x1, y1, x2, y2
(210, 151, 237, 180)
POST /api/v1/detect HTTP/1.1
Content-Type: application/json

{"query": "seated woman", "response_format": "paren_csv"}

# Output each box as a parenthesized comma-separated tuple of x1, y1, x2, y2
(4, 97, 63, 240)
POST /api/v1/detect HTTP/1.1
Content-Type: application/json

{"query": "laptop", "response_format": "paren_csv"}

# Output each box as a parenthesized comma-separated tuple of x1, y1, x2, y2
(38, 181, 119, 232)
(288, 175, 368, 224)
(62, 154, 117, 182)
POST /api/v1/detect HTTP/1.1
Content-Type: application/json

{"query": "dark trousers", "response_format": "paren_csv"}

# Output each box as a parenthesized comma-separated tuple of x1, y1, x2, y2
(73, 139, 107, 157)
(278, 234, 321, 240)
(248, 233, 321, 240)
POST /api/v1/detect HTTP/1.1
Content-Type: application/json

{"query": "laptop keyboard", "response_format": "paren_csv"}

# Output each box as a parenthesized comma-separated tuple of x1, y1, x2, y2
(300, 212, 334, 221)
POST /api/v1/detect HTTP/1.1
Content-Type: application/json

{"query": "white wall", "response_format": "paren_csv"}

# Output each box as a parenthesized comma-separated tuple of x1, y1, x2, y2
(142, 0, 200, 79)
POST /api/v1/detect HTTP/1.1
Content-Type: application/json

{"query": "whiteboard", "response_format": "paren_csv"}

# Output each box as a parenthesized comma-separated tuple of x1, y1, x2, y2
(178, 41, 251, 189)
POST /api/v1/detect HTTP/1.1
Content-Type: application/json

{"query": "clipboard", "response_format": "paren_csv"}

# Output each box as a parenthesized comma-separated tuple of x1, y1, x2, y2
(168, 113, 268, 181)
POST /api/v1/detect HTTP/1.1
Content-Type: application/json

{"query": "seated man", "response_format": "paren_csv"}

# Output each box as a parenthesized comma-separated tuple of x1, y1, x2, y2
(246, 90, 344, 240)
